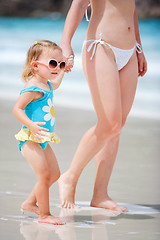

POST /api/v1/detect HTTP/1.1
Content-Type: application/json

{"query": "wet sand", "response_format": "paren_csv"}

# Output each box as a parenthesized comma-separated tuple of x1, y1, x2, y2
(0, 99, 160, 240)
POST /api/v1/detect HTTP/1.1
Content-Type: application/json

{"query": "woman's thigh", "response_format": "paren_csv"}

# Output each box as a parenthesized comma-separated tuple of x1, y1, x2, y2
(119, 51, 138, 123)
(82, 44, 122, 126)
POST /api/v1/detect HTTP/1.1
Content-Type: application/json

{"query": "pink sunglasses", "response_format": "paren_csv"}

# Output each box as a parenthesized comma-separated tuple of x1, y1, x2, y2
(35, 59, 66, 70)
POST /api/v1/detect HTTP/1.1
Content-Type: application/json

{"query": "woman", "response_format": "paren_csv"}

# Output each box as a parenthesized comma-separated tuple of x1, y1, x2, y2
(59, 0, 147, 211)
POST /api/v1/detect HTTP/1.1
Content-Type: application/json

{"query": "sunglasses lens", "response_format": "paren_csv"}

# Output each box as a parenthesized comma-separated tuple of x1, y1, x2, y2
(49, 60, 57, 68)
(60, 62, 66, 69)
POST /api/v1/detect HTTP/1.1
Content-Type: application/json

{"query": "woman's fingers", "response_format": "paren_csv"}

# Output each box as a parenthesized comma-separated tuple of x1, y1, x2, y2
(141, 58, 147, 77)
(138, 56, 143, 75)
(64, 54, 74, 73)
(139, 63, 147, 77)
(65, 68, 72, 73)
(67, 55, 74, 65)
(138, 53, 147, 77)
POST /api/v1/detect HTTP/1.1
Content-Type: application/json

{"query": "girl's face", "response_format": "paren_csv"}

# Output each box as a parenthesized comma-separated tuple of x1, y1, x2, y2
(33, 48, 65, 81)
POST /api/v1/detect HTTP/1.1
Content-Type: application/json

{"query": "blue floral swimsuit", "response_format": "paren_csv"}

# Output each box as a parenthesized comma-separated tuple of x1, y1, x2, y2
(15, 81, 60, 151)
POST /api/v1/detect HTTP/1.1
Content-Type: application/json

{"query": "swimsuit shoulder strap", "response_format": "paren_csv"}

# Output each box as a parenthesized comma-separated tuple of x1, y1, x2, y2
(47, 80, 53, 91)
(20, 86, 47, 95)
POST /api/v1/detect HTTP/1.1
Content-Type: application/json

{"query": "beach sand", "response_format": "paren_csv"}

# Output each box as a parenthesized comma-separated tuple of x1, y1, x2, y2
(0, 99, 160, 240)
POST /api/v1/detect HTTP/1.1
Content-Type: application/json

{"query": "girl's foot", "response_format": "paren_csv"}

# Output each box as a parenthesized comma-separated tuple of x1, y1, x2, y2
(38, 215, 66, 225)
(58, 173, 76, 209)
(90, 196, 127, 212)
(21, 201, 40, 215)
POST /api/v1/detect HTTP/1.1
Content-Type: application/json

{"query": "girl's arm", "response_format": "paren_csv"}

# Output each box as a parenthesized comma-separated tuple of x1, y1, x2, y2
(50, 71, 65, 90)
(134, 8, 147, 77)
(13, 92, 48, 139)
(61, 0, 89, 72)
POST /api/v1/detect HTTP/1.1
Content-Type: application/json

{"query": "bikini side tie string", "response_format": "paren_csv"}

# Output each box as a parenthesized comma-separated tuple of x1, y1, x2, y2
(87, 33, 105, 60)
(136, 41, 143, 54)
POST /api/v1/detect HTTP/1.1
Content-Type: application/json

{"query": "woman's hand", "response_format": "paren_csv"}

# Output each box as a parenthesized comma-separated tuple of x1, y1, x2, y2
(65, 55, 74, 73)
(137, 52, 147, 77)
(29, 122, 49, 140)
(61, 44, 75, 73)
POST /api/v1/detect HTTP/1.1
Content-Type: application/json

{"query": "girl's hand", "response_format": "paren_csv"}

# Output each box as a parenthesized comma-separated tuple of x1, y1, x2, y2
(29, 122, 49, 140)
(61, 44, 74, 73)
(137, 52, 147, 77)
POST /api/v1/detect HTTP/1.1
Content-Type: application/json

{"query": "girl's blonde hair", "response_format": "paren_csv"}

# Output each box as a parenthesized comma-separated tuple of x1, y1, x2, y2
(22, 40, 62, 82)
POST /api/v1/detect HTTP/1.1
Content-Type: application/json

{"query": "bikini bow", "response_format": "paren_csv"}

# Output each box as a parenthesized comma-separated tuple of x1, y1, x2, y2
(87, 33, 104, 60)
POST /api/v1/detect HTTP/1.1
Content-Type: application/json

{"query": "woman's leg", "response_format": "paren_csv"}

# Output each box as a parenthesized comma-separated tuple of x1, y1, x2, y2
(22, 141, 64, 224)
(91, 134, 121, 210)
(59, 44, 123, 208)
(91, 51, 138, 211)
(21, 144, 61, 215)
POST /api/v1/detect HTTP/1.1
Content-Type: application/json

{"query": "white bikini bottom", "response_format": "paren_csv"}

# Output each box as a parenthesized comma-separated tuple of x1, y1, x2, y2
(83, 33, 142, 71)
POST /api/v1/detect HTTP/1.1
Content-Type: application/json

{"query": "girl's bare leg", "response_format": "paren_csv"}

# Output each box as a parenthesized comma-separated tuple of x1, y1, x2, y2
(22, 141, 65, 225)
(21, 144, 60, 215)
(91, 51, 138, 211)
(21, 182, 40, 215)
(59, 45, 123, 208)
(21, 144, 60, 214)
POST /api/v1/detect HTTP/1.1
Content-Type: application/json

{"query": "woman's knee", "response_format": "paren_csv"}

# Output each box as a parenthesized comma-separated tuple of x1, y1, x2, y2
(96, 118, 122, 141)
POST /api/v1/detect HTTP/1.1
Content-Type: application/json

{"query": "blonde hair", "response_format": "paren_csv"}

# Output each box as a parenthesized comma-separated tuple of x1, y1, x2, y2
(22, 40, 62, 82)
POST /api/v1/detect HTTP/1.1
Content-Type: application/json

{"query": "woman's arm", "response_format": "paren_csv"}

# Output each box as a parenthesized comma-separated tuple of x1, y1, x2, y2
(61, 0, 89, 50)
(134, 8, 147, 77)
(61, 0, 89, 72)
(50, 71, 65, 90)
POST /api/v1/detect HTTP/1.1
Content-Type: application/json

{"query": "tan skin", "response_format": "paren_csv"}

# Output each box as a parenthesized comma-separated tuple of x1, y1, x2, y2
(13, 48, 66, 225)
(58, 0, 147, 211)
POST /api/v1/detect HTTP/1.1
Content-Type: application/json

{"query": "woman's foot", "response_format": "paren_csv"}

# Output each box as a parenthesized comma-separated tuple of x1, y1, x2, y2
(90, 195, 127, 212)
(38, 214, 66, 225)
(58, 173, 76, 209)
(21, 201, 40, 215)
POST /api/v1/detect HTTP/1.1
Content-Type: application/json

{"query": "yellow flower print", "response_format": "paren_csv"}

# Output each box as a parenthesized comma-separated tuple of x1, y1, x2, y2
(42, 98, 55, 126)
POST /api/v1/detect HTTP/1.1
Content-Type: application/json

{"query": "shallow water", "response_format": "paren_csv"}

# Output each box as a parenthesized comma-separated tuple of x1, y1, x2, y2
(0, 192, 160, 240)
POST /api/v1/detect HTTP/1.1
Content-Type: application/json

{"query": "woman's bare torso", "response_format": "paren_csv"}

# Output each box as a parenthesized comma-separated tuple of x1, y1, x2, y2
(87, 0, 136, 48)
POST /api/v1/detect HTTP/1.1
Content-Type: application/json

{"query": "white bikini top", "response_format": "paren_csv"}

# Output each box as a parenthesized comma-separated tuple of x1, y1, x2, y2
(85, 2, 91, 22)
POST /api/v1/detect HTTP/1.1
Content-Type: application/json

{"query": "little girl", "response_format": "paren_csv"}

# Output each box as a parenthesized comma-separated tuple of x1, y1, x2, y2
(13, 40, 66, 225)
